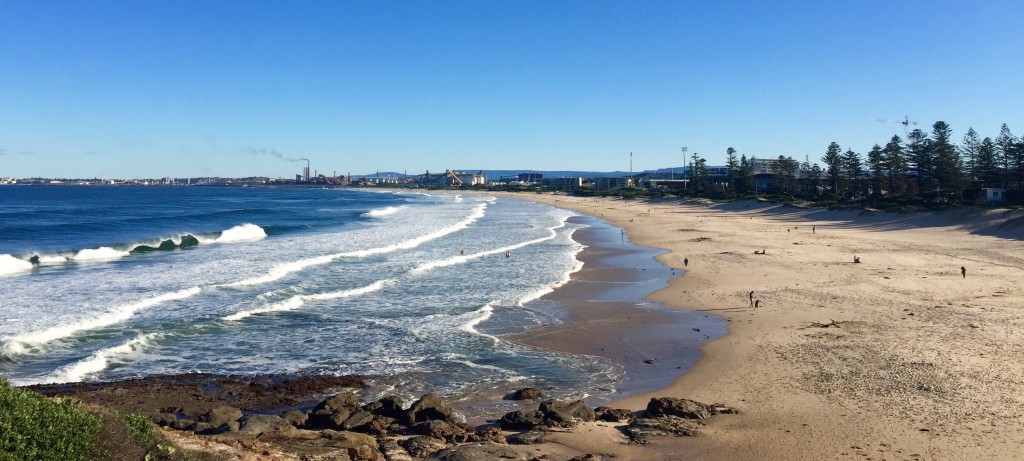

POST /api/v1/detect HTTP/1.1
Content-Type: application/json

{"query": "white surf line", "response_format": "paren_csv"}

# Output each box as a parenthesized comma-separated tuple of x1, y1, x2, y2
(459, 303, 501, 344)
(1, 287, 201, 355)
(224, 203, 488, 288)
(25, 332, 162, 385)
(411, 215, 571, 274)
(516, 226, 586, 307)
(222, 279, 395, 321)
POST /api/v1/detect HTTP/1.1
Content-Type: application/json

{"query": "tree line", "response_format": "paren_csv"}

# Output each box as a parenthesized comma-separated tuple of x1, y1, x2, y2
(683, 122, 1023, 205)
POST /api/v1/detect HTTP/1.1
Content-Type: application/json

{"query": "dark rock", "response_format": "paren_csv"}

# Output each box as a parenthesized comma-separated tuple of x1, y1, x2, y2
(171, 418, 195, 431)
(594, 407, 635, 423)
(320, 430, 385, 461)
(193, 422, 212, 434)
(363, 395, 405, 419)
(410, 420, 472, 443)
(426, 442, 527, 461)
(205, 405, 243, 428)
(283, 410, 307, 427)
(215, 420, 241, 433)
(407, 394, 457, 424)
(499, 410, 545, 430)
(538, 399, 596, 427)
(357, 415, 396, 437)
(307, 407, 352, 430)
(379, 439, 414, 461)
(707, 403, 740, 415)
(470, 425, 505, 444)
(507, 429, 548, 445)
(313, 391, 359, 414)
(627, 416, 703, 443)
(400, 436, 448, 458)
(510, 387, 543, 400)
(238, 414, 297, 437)
(342, 410, 376, 431)
(644, 397, 710, 420)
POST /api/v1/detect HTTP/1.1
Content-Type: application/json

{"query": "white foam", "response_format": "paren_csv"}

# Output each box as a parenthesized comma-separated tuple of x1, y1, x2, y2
(459, 304, 499, 343)
(37, 254, 71, 264)
(41, 333, 159, 384)
(224, 203, 488, 287)
(223, 296, 304, 321)
(224, 279, 394, 321)
(0, 254, 33, 276)
(412, 214, 568, 274)
(362, 206, 404, 218)
(2, 287, 201, 353)
(73, 246, 130, 261)
(216, 223, 267, 243)
(225, 253, 338, 287)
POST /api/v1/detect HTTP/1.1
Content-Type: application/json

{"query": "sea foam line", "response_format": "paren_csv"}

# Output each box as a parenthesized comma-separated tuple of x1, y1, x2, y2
(1, 287, 201, 355)
(27, 333, 161, 385)
(411, 214, 570, 274)
(459, 303, 500, 344)
(225, 203, 488, 287)
(362, 206, 405, 218)
(516, 227, 586, 307)
(223, 279, 395, 321)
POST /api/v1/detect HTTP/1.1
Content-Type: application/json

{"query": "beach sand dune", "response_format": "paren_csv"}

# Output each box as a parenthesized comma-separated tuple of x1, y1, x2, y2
(497, 194, 1024, 461)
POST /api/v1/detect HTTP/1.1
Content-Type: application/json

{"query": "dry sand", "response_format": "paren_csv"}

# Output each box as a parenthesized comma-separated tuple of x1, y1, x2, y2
(494, 193, 1024, 461)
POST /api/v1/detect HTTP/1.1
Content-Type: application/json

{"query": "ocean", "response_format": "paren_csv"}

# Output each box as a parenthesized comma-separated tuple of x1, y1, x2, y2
(0, 186, 625, 404)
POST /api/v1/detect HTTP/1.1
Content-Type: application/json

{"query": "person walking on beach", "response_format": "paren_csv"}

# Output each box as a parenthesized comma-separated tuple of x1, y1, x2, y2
(683, 257, 689, 267)
(961, 266, 966, 278)
(812, 226, 816, 234)
(749, 291, 755, 308)
(755, 299, 760, 309)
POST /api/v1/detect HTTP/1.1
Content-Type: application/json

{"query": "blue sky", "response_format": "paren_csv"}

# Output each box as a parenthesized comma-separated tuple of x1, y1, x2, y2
(1, 0, 1022, 179)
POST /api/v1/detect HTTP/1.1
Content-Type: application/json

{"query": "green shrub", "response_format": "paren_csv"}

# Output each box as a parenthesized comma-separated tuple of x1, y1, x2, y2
(0, 378, 101, 461)
(121, 413, 155, 446)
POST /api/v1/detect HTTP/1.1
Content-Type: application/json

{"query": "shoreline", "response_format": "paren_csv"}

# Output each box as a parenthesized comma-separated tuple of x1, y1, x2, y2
(484, 192, 1024, 460)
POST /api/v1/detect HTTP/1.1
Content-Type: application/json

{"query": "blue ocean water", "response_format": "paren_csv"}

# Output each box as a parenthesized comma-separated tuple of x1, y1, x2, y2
(0, 186, 619, 403)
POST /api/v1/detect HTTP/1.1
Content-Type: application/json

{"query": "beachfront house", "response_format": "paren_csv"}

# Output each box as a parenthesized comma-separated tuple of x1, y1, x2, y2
(542, 176, 583, 192)
(594, 177, 634, 190)
(983, 187, 1005, 202)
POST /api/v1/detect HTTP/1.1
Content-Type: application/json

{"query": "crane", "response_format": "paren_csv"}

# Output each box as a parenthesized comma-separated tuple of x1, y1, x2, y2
(874, 116, 918, 138)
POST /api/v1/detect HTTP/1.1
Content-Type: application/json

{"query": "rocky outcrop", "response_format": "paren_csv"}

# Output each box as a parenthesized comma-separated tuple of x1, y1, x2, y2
(400, 436, 447, 458)
(205, 405, 243, 428)
(594, 406, 635, 423)
(425, 442, 527, 461)
(498, 409, 545, 430)
(644, 397, 710, 419)
(509, 387, 543, 400)
(538, 399, 596, 427)
(406, 394, 457, 425)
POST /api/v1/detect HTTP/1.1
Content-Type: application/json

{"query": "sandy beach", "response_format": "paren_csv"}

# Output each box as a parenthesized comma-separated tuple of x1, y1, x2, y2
(494, 193, 1024, 461)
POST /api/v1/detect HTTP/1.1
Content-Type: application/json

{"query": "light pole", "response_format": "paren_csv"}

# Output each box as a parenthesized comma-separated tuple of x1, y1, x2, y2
(681, 147, 688, 190)
(629, 152, 633, 188)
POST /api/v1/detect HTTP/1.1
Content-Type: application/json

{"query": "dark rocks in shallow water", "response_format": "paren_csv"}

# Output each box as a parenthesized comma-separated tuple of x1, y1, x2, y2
(644, 397, 710, 420)
(499, 410, 545, 430)
(406, 393, 457, 425)
(426, 442, 527, 461)
(363, 395, 405, 419)
(538, 399, 596, 427)
(509, 387, 543, 400)
(401, 435, 448, 458)
(594, 406, 635, 423)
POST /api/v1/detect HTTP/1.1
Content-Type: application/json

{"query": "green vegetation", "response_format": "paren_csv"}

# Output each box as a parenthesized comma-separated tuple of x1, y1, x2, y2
(121, 413, 155, 446)
(0, 378, 101, 461)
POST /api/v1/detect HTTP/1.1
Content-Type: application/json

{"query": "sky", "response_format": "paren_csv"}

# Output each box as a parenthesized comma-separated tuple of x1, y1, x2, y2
(1, 0, 1022, 179)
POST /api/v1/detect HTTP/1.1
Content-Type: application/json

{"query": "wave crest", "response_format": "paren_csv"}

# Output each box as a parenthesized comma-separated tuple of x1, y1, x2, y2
(216, 223, 267, 243)
(0, 254, 34, 276)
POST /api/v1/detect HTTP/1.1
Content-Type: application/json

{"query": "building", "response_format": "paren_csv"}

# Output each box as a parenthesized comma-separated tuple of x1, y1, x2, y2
(983, 188, 1005, 202)
(594, 177, 634, 190)
(420, 170, 487, 187)
(542, 177, 583, 191)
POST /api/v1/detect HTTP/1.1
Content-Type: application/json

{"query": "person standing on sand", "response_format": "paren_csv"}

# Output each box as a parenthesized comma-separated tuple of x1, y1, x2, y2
(812, 226, 815, 234)
(684, 257, 688, 267)
(755, 299, 760, 309)
(749, 291, 755, 308)
(961, 266, 966, 278)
